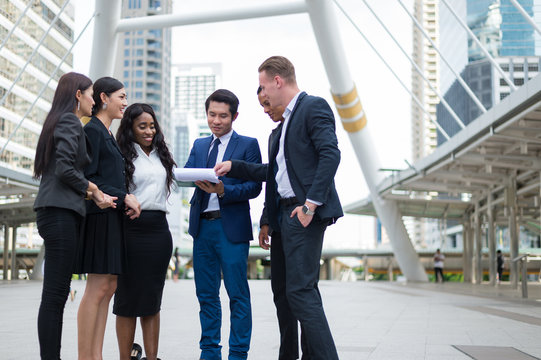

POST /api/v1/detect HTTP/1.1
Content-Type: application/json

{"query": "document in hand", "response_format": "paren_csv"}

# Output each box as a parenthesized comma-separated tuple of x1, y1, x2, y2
(174, 168, 220, 184)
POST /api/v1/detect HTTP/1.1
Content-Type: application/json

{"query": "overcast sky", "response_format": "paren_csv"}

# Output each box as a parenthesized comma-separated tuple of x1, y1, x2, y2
(73, 0, 415, 248)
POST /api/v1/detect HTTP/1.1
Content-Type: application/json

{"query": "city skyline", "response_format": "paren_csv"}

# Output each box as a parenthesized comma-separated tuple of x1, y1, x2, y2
(73, 0, 416, 247)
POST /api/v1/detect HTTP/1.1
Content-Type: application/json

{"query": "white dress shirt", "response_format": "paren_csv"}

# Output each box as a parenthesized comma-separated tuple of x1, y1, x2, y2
(275, 92, 321, 206)
(275, 92, 301, 199)
(131, 143, 168, 212)
(204, 129, 233, 212)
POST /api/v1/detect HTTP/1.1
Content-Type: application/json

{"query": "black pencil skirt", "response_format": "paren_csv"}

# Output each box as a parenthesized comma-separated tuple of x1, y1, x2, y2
(113, 210, 173, 317)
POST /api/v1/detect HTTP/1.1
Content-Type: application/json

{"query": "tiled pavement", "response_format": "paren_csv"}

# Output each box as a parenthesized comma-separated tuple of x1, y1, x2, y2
(2, 279, 541, 359)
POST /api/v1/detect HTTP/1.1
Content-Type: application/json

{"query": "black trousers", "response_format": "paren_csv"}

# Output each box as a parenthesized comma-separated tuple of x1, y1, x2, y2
(279, 204, 339, 360)
(434, 267, 444, 282)
(36, 207, 82, 360)
(270, 231, 309, 360)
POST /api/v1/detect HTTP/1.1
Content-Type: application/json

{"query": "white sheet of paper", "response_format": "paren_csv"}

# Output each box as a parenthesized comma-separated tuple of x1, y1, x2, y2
(174, 168, 219, 183)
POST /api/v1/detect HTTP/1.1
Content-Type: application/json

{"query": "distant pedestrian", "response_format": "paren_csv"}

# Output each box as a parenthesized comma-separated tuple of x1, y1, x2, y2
(172, 247, 181, 281)
(433, 249, 445, 283)
(497, 250, 504, 283)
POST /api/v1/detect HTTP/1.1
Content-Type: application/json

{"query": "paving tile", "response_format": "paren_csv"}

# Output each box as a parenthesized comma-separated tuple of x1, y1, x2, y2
(2, 280, 541, 359)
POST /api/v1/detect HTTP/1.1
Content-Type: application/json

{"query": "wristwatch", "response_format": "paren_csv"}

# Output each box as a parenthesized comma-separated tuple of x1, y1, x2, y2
(302, 204, 315, 216)
(218, 192, 225, 199)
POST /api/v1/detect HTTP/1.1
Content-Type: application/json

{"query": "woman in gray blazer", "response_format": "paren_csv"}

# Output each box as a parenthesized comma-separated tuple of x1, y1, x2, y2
(33, 72, 116, 359)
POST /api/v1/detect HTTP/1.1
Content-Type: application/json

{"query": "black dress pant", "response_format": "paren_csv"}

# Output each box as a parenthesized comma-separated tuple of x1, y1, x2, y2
(279, 204, 339, 360)
(270, 231, 309, 360)
(36, 207, 82, 360)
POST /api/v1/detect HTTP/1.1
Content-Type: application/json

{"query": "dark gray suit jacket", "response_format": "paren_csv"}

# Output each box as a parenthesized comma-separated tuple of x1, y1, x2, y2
(34, 112, 91, 216)
(229, 92, 343, 231)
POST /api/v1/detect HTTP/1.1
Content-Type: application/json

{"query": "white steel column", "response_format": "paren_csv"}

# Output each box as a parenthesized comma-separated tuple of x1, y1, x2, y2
(474, 201, 482, 284)
(305, 0, 427, 282)
(89, 0, 122, 80)
(487, 194, 496, 285)
(2, 225, 8, 280)
(10, 226, 17, 280)
(462, 215, 472, 283)
(507, 180, 519, 288)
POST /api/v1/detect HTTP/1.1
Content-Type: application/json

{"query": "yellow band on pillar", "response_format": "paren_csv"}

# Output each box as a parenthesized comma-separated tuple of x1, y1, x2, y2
(336, 101, 363, 119)
(342, 116, 367, 133)
(332, 86, 358, 105)
(331, 85, 367, 133)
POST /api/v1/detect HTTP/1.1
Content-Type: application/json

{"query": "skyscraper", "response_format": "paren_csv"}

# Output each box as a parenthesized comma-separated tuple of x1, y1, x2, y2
(437, 0, 541, 140)
(167, 63, 221, 248)
(0, 0, 76, 172)
(410, 0, 441, 247)
(114, 0, 172, 132)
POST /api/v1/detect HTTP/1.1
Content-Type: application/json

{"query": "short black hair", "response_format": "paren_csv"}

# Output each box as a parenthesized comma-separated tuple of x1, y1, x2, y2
(205, 89, 239, 118)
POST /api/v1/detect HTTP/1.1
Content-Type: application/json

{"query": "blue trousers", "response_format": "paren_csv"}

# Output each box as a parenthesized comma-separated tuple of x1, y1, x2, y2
(193, 218, 251, 360)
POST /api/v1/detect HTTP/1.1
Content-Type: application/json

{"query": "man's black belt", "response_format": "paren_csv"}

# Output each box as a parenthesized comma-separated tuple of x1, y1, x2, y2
(200, 210, 221, 220)
(280, 197, 299, 207)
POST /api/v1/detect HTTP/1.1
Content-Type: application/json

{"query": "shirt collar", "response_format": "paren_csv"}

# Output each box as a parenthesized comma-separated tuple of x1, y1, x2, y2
(213, 128, 233, 145)
(134, 142, 155, 157)
(283, 91, 302, 120)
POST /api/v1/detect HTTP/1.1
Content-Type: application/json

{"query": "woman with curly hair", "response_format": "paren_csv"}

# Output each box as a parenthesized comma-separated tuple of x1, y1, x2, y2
(114, 103, 176, 360)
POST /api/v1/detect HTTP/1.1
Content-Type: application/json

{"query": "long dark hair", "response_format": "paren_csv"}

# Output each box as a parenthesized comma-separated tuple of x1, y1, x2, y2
(34, 72, 92, 178)
(116, 103, 176, 195)
(92, 77, 124, 116)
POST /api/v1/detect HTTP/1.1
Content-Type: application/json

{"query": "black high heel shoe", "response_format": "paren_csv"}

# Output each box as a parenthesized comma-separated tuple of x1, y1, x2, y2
(130, 343, 143, 360)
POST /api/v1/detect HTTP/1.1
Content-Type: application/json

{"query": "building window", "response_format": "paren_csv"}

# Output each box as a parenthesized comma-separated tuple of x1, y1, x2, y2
(514, 78, 524, 86)
(124, 60, 129, 67)
(124, 38, 130, 45)
(528, 64, 538, 72)
(136, 81, 143, 88)
(124, 71, 129, 78)
(135, 91, 143, 99)
(135, 70, 143, 77)
(500, 92, 510, 100)
(124, 49, 129, 57)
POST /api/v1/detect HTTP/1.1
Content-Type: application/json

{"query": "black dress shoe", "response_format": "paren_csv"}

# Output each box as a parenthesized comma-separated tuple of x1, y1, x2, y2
(130, 343, 143, 360)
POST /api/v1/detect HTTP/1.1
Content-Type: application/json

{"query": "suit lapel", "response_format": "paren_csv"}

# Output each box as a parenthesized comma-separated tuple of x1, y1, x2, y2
(269, 123, 282, 160)
(284, 92, 307, 138)
(222, 131, 239, 161)
(199, 136, 214, 167)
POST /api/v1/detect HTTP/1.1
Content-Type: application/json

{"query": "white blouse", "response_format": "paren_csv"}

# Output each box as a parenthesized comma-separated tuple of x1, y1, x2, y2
(131, 143, 168, 212)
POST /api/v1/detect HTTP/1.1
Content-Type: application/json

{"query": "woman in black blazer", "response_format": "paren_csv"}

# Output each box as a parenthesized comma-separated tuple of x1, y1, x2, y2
(75, 77, 141, 359)
(33, 72, 116, 360)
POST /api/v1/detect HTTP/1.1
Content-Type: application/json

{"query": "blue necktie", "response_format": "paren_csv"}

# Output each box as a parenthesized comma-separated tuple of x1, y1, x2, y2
(201, 138, 221, 212)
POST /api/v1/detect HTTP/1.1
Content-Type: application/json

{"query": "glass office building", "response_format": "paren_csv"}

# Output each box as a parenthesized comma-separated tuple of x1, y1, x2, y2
(468, 0, 541, 61)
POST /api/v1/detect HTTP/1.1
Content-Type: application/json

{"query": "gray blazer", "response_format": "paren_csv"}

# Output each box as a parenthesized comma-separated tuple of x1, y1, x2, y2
(34, 112, 91, 216)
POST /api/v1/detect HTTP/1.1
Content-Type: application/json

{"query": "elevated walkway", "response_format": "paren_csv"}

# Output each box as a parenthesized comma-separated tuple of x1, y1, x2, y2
(2, 279, 541, 359)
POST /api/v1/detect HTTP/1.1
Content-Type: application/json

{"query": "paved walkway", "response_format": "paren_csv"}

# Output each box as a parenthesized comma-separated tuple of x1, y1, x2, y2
(2, 279, 541, 359)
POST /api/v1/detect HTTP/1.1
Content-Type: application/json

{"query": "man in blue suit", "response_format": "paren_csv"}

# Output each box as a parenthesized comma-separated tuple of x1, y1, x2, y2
(216, 56, 343, 360)
(185, 89, 262, 360)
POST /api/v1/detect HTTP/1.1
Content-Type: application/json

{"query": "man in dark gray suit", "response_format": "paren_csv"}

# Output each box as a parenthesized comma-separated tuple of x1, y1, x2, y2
(216, 56, 342, 360)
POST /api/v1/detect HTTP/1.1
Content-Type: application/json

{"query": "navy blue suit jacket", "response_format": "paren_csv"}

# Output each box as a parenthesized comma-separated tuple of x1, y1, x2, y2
(185, 131, 262, 243)
(229, 92, 343, 231)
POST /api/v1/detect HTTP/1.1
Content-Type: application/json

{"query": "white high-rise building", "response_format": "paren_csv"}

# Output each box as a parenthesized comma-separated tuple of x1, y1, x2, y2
(168, 63, 222, 248)
(172, 63, 222, 137)
(410, 0, 441, 247)
(0, 0, 75, 173)
(114, 0, 172, 132)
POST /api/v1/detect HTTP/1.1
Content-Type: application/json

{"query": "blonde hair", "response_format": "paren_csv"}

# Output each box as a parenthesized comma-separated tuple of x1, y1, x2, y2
(258, 56, 296, 84)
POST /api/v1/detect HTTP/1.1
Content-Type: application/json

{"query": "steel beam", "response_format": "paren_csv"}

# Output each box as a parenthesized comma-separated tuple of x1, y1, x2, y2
(305, 0, 427, 282)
